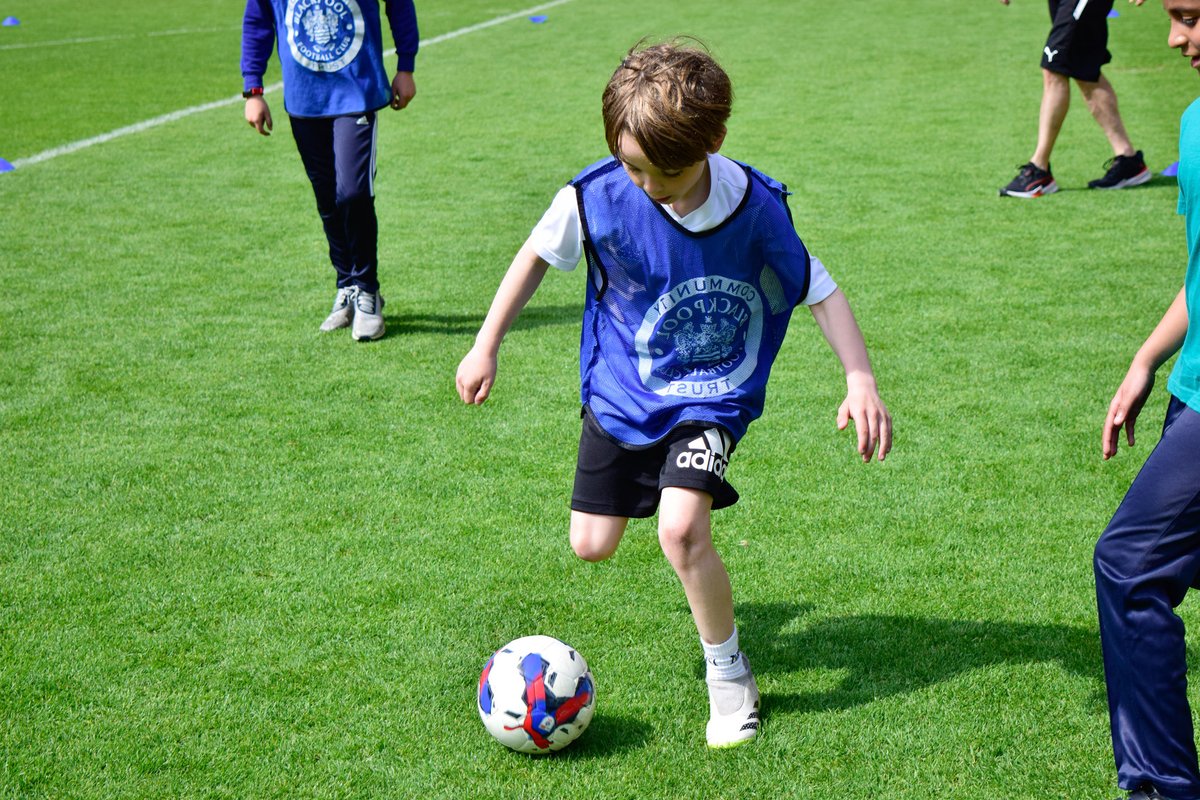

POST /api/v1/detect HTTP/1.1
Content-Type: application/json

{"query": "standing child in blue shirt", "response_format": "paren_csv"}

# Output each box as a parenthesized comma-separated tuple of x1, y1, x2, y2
(456, 40, 892, 749)
(241, 0, 418, 341)
(1095, 3, 1200, 798)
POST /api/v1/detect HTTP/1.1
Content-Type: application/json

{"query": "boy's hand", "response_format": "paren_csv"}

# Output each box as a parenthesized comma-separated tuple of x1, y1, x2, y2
(1102, 363, 1155, 460)
(245, 96, 273, 136)
(456, 347, 498, 405)
(838, 374, 892, 463)
(390, 71, 416, 110)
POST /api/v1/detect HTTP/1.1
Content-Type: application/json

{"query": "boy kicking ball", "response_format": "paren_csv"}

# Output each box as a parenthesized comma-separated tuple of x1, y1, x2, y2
(456, 39, 891, 748)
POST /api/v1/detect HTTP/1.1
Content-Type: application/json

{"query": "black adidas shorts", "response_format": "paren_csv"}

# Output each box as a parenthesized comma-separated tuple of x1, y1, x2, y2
(570, 409, 740, 518)
(1042, 0, 1114, 82)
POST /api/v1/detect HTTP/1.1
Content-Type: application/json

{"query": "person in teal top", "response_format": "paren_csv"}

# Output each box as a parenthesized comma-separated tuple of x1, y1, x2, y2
(1169, 95, 1200, 406)
(1094, 4, 1200, 799)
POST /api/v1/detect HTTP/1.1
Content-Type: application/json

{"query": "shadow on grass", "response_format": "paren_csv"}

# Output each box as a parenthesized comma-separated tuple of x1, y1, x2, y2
(386, 304, 579, 336)
(556, 712, 652, 758)
(1053, 173, 1177, 193)
(735, 603, 1105, 718)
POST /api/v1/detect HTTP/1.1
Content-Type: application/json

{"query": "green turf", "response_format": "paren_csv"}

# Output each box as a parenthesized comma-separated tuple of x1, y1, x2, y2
(3, 0, 1200, 797)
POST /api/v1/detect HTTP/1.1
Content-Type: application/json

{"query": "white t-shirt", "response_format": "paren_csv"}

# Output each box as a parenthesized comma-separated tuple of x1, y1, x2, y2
(526, 153, 837, 305)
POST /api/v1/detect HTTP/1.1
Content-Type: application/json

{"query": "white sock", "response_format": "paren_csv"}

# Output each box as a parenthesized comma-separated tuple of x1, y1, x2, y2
(702, 628, 748, 682)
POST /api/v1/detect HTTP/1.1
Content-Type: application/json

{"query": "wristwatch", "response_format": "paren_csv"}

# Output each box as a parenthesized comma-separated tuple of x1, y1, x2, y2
(242, 87, 264, 99)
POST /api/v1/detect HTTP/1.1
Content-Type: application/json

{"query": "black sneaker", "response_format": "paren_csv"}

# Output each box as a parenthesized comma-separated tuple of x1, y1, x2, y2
(1089, 150, 1151, 189)
(1000, 162, 1059, 198)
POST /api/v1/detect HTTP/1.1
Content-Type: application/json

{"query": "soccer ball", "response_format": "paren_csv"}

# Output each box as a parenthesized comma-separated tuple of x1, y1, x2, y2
(477, 635, 596, 753)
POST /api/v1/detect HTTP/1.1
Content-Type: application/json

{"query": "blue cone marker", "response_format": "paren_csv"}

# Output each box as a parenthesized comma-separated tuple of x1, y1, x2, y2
(1108, 9, 1119, 17)
(0, 158, 15, 173)
(1164, 161, 1180, 177)
(529, 14, 547, 23)
(2, 16, 20, 26)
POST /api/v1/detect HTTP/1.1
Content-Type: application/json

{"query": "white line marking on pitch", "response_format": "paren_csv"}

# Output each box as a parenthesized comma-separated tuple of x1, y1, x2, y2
(0, 26, 241, 51)
(5, 0, 575, 170)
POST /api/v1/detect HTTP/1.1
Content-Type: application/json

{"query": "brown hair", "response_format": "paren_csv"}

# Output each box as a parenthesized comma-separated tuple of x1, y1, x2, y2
(601, 38, 733, 171)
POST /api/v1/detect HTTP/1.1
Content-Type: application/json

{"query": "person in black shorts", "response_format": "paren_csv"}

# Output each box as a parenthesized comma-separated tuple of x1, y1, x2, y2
(998, 0, 1151, 198)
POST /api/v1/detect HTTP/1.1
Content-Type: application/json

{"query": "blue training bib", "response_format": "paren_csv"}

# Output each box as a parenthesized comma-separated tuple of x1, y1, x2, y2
(572, 157, 811, 446)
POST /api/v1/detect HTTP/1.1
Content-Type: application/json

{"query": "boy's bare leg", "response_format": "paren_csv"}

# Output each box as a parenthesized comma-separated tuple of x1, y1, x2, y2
(570, 491, 733, 640)
(657, 487, 734, 646)
(1077, 74, 1136, 157)
(1032, 68, 1071, 170)
(569, 510, 628, 563)
(658, 486, 759, 747)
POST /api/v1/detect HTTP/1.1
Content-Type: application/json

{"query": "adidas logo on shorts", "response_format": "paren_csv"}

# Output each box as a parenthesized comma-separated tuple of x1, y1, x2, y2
(676, 428, 732, 481)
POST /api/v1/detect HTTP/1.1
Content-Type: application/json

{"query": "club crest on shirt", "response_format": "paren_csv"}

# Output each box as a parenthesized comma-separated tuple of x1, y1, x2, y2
(286, 0, 365, 72)
(635, 276, 763, 398)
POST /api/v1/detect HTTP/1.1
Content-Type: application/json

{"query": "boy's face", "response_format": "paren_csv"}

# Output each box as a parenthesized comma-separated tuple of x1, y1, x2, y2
(1166, 0, 1200, 72)
(616, 132, 710, 213)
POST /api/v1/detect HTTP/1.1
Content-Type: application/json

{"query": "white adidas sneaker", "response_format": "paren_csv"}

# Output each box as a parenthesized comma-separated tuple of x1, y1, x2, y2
(320, 286, 355, 332)
(705, 658, 760, 748)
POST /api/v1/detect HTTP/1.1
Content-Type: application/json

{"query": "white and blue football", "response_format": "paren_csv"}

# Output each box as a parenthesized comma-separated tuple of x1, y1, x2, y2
(477, 635, 596, 753)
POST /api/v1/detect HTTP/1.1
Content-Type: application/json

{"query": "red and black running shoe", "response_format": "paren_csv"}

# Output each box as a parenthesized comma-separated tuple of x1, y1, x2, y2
(999, 162, 1059, 198)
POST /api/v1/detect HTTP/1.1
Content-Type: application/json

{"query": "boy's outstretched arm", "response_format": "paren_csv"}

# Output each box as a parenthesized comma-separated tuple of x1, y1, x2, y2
(456, 243, 550, 405)
(1102, 286, 1188, 460)
(808, 288, 892, 463)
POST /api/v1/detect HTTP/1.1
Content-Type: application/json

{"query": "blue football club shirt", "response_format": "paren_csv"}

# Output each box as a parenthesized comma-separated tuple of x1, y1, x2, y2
(241, 0, 417, 118)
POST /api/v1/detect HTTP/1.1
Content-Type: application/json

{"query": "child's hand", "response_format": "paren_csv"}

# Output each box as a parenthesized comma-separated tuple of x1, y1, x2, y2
(456, 347, 498, 405)
(244, 96, 273, 136)
(1102, 363, 1155, 460)
(390, 71, 416, 110)
(837, 374, 892, 463)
